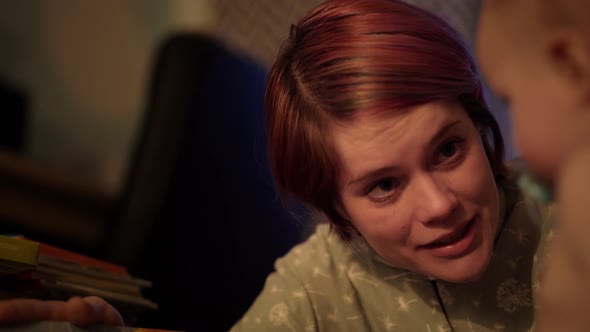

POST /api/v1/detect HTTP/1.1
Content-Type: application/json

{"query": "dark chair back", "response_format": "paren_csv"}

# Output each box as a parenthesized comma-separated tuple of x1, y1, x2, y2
(107, 33, 306, 331)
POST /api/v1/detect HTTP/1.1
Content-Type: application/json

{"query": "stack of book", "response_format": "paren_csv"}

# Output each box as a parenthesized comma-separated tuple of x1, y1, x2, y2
(0, 234, 158, 324)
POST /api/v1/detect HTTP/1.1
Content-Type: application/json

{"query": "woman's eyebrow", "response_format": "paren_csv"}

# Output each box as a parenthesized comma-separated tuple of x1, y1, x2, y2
(427, 120, 462, 147)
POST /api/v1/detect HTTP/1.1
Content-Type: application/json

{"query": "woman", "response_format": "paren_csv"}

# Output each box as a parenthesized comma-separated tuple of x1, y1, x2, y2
(230, 0, 546, 331)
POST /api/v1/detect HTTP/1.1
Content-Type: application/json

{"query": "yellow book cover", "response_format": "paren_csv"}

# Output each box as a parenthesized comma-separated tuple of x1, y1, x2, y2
(0, 235, 39, 276)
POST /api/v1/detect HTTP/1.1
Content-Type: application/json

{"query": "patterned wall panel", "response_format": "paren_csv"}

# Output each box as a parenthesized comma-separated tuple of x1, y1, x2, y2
(212, 0, 481, 66)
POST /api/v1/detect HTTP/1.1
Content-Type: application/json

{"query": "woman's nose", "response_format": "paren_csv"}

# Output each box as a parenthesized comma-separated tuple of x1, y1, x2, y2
(412, 173, 458, 224)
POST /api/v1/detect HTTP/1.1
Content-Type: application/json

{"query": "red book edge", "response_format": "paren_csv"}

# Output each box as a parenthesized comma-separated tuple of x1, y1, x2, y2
(13, 236, 128, 275)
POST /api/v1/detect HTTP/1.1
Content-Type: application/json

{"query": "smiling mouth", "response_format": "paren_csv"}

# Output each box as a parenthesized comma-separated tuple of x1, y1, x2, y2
(421, 218, 474, 249)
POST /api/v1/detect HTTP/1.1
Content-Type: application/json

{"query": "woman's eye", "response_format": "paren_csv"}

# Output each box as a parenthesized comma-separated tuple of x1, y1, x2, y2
(367, 178, 400, 201)
(435, 139, 464, 165)
(440, 141, 457, 157)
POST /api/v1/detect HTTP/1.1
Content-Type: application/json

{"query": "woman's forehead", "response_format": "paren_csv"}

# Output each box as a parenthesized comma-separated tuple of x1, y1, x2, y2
(332, 100, 468, 141)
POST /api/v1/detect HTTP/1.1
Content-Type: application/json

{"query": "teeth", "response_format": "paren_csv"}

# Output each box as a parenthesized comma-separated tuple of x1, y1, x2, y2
(432, 225, 468, 246)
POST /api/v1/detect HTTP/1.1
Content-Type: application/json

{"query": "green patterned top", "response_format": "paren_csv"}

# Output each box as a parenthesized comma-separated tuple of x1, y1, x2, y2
(231, 178, 550, 332)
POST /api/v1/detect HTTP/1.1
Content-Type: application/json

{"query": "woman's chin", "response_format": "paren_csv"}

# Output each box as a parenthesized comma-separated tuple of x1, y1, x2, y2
(428, 264, 488, 283)
(425, 247, 493, 283)
(441, 267, 487, 283)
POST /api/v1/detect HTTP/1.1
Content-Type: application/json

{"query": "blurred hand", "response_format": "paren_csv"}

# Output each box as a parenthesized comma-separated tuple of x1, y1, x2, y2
(0, 296, 123, 326)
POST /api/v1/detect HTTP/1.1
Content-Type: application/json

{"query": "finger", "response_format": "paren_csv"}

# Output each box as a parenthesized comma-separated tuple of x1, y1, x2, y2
(81, 296, 124, 326)
(0, 298, 67, 323)
(63, 296, 122, 326)
(0, 297, 124, 327)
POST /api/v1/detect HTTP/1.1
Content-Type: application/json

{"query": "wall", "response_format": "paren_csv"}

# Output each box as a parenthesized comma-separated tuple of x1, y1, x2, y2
(0, 0, 217, 194)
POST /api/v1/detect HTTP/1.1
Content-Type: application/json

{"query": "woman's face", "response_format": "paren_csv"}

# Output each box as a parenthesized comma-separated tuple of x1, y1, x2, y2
(332, 100, 500, 282)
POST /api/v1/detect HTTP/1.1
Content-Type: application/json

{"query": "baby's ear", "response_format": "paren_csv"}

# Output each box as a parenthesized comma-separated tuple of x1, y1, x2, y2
(547, 28, 590, 103)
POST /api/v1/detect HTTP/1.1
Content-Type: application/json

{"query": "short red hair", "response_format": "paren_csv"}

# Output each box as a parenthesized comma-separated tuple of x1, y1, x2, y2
(266, 0, 506, 240)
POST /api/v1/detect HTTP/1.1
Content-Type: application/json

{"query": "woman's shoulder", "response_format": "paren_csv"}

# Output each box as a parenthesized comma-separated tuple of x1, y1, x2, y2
(234, 238, 442, 331)
(276, 222, 435, 293)
(256, 223, 443, 331)
(274, 223, 357, 278)
(500, 159, 557, 291)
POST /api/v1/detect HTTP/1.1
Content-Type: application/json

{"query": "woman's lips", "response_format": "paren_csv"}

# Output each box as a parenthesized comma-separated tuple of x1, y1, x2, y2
(418, 216, 478, 258)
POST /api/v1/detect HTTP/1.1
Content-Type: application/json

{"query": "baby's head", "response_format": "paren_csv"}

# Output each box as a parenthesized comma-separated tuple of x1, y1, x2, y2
(477, 0, 590, 188)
